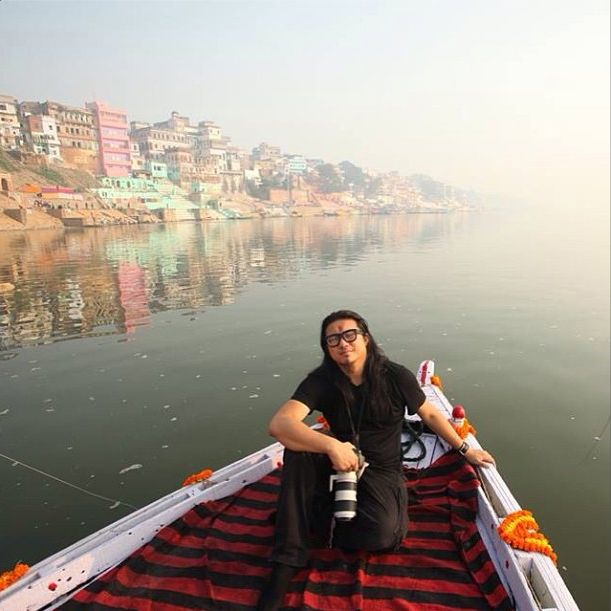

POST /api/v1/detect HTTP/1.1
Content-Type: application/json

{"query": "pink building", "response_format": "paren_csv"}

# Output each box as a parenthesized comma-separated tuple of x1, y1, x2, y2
(86, 101, 131, 177)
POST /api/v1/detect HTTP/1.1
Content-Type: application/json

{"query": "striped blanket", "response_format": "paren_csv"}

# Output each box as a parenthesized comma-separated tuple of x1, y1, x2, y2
(65, 451, 513, 610)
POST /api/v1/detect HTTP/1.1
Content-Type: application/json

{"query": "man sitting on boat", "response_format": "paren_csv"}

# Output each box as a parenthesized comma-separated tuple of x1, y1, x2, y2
(257, 309, 495, 611)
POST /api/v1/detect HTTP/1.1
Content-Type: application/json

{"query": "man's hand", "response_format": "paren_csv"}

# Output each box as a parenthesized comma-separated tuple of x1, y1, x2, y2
(465, 447, 495, 468)
(327, 439, 360, 472)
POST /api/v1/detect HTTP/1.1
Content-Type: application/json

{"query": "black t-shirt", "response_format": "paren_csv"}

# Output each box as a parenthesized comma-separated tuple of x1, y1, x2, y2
(291, 361, 426, 471)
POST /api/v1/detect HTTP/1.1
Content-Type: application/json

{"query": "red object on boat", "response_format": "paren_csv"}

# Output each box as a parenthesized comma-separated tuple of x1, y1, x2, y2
(452, 405, 466, 419)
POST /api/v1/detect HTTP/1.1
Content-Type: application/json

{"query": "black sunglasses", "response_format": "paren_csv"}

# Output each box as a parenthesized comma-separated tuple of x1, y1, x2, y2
(325, 328, 364, 347)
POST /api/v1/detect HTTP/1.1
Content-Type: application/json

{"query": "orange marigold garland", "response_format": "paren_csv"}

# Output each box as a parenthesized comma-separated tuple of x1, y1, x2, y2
(498, 510, 557, 564)
(451, 418, 477, 439)
(449, 405, 476, 438)
(430, 375, 443, 389)
(0, 562, 29, 592)
(181, 468, 214, 487)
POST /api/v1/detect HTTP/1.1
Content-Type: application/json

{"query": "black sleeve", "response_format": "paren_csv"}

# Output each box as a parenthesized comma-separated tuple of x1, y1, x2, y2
(291, 373, 327, 413)
(390, 363, 426, 415)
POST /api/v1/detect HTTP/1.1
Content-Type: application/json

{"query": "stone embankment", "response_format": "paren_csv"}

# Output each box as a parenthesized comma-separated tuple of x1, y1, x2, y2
(0, 206, 63, 231)
(0, 205, 161, 232)
(0, 150, 162, 231)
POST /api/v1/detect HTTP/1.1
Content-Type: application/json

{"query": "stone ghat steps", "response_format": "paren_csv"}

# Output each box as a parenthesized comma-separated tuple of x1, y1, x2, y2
(0, 208, 64, 230)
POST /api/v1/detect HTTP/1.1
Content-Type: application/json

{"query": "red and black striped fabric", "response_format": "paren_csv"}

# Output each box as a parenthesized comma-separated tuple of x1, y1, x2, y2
(65, 451, 513, 610)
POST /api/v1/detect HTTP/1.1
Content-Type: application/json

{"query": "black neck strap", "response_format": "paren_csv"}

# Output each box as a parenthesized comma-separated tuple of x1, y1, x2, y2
(345, 387, 366, 450)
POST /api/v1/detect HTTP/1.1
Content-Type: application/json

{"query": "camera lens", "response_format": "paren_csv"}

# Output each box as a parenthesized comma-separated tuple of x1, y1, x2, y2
(331, 471, 358, 521)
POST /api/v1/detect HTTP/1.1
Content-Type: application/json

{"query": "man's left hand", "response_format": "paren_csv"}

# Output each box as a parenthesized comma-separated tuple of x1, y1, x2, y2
(465, 448, 495, 468)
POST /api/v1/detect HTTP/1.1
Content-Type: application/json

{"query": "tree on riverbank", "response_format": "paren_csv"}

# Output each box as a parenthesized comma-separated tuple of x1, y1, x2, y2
(315, 163, 344, 193)
(339, 160, 366, 192)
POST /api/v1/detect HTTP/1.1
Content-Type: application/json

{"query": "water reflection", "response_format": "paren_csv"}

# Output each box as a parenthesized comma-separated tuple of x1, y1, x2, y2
(0, 214, 464, 350)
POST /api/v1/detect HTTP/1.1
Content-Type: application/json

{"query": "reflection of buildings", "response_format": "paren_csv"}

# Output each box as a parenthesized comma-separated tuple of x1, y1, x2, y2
(117, 262, 150, 334)
(0, 214, 464, 350)
(83, 283, 121, 331)
(5, 298, 54, 348)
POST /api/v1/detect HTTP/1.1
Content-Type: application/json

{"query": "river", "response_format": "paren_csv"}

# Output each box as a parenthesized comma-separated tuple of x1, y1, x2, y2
(0, 209, 609, 609)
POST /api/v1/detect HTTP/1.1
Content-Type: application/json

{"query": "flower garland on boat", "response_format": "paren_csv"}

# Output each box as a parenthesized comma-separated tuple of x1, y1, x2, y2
(430, 375, 443, 389)
(451, 418, 477, 439)
(181, 468, 214, 487)
(449, 405, 477, 438)
(497, 510, 557, 564)
(0, 562, 29, 592)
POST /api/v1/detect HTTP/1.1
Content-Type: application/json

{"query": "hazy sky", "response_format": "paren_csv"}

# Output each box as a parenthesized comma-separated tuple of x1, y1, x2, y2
(1, 0, 609, 210)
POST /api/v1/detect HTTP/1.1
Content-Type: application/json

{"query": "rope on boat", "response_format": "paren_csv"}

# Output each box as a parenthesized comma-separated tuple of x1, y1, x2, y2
(401, 420, 427, 461)
(0, 451, 139, 510)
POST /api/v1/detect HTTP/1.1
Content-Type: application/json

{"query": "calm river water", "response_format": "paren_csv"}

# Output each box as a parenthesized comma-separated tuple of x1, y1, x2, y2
(0, 209, 609, 609)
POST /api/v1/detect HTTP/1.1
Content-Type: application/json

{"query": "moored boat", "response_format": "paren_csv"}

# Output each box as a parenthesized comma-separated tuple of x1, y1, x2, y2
(0, 361, 579, 610)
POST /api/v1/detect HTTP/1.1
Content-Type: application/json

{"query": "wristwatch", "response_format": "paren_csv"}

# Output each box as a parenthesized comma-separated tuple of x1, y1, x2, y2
(457, 441, 470, 456)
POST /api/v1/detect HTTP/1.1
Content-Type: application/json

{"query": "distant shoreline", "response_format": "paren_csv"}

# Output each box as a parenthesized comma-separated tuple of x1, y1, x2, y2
(0, 205, 469, 233)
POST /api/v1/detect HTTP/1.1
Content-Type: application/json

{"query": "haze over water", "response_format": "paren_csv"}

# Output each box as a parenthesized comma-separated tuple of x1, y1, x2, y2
(0, 209, 609, 609)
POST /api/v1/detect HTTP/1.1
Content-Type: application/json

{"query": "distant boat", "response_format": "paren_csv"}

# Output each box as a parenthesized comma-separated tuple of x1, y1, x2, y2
(0, 360, 578, 610)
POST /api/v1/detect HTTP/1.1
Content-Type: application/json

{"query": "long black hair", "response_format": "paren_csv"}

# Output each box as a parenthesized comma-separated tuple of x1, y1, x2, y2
(317, 309, 390, 414)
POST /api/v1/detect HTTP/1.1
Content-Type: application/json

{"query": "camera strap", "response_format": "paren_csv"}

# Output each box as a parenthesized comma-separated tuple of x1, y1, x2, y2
(344, 389, 366, 454)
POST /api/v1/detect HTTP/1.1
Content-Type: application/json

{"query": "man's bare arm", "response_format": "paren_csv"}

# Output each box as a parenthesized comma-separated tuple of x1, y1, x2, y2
(268, 400, 359, 471)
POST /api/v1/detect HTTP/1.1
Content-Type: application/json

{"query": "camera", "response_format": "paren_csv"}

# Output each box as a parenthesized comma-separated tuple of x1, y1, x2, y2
(329, 453, 368, 521)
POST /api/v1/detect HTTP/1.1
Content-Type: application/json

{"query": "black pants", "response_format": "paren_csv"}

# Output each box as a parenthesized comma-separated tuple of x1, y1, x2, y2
(271, 449, 408, 567)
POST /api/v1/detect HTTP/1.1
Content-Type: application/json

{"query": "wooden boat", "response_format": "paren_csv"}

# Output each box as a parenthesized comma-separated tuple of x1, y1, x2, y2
(0, 361, 579, 610)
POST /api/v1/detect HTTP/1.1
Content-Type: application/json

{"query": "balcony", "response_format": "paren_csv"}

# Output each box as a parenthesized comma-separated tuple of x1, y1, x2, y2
(100, 119, 128, 130)
(102, 141, 130, 150)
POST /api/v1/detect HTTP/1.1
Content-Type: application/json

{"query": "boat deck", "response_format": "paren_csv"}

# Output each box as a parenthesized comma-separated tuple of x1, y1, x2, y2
(63, 452, 512, 610)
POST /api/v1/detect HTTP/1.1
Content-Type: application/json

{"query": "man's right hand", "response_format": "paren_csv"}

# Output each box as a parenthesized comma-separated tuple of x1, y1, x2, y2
(327, 439, 359, 472)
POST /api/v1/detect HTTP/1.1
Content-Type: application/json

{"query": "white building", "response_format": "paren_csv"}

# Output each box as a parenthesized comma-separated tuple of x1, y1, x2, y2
(130, 113, 193, 160)
(129, 138, 146, 172)
(0, 94, 23, 149)
(194, 120, 227, 172)
(23, 113, 62, 160)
